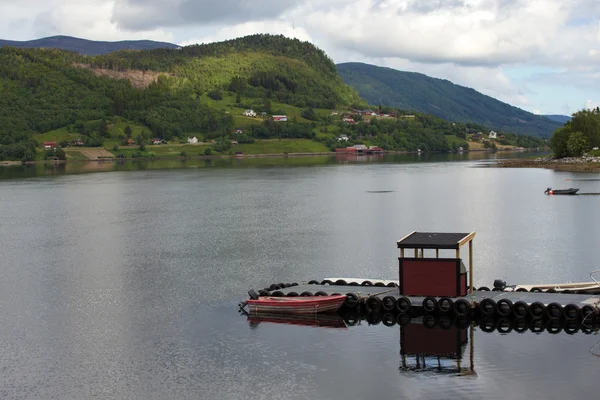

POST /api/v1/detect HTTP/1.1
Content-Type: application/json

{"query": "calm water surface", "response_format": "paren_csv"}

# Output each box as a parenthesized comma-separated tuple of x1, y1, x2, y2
(1, 153, 600, 399)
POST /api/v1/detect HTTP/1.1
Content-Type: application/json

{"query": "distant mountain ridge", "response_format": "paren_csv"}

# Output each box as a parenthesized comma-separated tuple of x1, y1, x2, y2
(0, 35, 180, 55)
(336, 62, 563, 137)
(542, 114, 571, 124)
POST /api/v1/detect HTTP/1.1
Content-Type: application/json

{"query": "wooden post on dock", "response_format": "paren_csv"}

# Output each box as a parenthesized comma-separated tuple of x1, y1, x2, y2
(469, 240, 473, 294)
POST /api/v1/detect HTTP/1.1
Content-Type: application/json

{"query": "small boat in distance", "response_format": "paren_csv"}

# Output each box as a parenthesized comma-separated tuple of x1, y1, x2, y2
(241, 293, 347, 315)
(544, 187, 579, 195)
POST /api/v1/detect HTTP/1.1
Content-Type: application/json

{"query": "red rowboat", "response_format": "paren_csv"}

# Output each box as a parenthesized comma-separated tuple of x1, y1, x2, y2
(246, 295, 346, 315)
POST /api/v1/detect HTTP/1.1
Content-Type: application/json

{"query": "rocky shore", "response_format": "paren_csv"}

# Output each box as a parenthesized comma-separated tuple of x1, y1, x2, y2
(495, 155, 600, 172)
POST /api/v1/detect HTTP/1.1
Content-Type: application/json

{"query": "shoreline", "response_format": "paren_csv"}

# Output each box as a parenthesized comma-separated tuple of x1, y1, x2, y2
(493, 156, 600, 172)
(4, 148, 530, 166)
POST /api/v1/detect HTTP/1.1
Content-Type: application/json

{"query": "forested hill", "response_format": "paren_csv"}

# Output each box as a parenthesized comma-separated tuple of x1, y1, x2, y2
(0, 35, 180, 55)
(337, 62, 562, 137)
(0, 34, 366, 159)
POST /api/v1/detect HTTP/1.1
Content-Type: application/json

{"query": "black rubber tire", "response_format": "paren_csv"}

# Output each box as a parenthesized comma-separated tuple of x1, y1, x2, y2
(422, 297, 438, 314)
(277, 283, 285, 289)
(344, 312, 359, 326)
(381, 296, 397, 311)
(564, 321, 580, 335)
(529, 301, 546, 319)
(314, 291, 328, 296)
(248, 289, 260, 300)
(335, 279, 347, 286)
(374, 282, 386, 287)
(386, 282, 398, 287)
(516, 288, 528, 292)
(348, 282, 359, 286)
(396, 297, 412, 314)
(286, 292, 299, 297)
(290, 282, 298, 287)
(496, 299, 513, 317)
(438, 297, 454, 313)
(258, 290, 270, 296)
(307, 280, 319, 285)
(283, 283, 292, 288)
(497, 318, 513, 334)
(453, 299, 470, 317)
(561, 289, 573, 294)
(300, 291, 313, 297)
(321, 280, 333, 286)
(330, 293, 341, 296)
(546, 318, 563, 334)
(439, 316, 453, 329)
(480, 317, 497, 333)
(478, 286, 490, 291)
(530, 287, 542, 293)
(582, 325, 594, 334)
(366, 312, 382, 326)
(513, 318, 528, 333)
(397, 313, 411, 327)
(271, 291, 284, 297)
(382, 313, 396, 327)
(564, 304, 581, 321)
(581, 305, 595, 319)
(546, 302, 563, 319)
(479, 298, 497, 317)
(365, 296, 383, 313)
(344, 293, 359, 308)
(361, 280, 373, 286)
(269, 283, 279, 291)
(546, 288, 557, 293)
(529, 318, 545, 333)
(513, 301, 528, 318)
(423, 315, 437, 329)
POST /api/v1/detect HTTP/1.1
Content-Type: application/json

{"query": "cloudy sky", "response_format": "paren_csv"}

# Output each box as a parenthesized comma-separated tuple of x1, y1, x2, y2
(2, 0, 599, 116)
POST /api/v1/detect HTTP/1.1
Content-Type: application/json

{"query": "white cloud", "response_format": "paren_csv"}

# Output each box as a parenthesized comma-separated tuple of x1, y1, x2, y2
(0, 0, 599, 114)
(0, 0, 173, 42)
(586, 100, 600, 110)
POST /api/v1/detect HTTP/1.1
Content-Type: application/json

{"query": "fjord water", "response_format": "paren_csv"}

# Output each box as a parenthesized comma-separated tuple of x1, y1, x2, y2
(1, 153, 600, 399)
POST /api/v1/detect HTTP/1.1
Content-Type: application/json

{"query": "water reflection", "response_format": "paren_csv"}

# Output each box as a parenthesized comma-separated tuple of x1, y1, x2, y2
(244, 309, 600, 379)
(0, 151, 550, 180)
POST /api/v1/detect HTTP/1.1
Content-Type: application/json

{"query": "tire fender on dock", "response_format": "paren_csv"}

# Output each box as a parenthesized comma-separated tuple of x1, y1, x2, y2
(479, 298, 497, 317)
(365, 296, 383, 313)
(438, 297, 454, 313)
(422, 297, 438, 314)
(496, 299, 513, 317)
(453, 299, 470, 317)
(529, 301, 546, 319)
(396, 297, 412, 314)
(381, 296, 397, 312)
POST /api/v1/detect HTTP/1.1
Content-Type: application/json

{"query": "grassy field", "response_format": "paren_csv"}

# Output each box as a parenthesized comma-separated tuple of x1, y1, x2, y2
(114, 143, 211, 158)
(233, 139, 330, 154)
(34, 118, 150, 145)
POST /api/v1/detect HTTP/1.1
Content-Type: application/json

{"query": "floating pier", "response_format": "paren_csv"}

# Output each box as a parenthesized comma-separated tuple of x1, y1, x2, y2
(244, 230, 600, 328)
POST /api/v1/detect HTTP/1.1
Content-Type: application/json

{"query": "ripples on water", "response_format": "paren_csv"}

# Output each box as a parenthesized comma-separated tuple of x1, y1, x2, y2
(1, 153, 600, 399)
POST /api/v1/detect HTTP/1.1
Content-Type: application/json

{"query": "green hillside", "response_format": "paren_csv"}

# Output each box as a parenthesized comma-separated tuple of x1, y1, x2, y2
(0, 34, 543, 162)
(337, 62, 562, 138)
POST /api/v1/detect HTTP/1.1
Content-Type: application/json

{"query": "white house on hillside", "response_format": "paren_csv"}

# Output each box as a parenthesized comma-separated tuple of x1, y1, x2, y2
(488, 130, 497, 139)
(243, 109, 256, 117)
(188, 136, 198, 144)
(337, 134, 349, 141)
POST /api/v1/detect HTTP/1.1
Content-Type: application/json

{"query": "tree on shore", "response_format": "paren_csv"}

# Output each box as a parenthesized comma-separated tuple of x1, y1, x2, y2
(550, 108, 600, 157)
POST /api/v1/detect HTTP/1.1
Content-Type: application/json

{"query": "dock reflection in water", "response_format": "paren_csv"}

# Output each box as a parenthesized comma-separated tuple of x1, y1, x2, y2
(244, 309, 600, 379)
